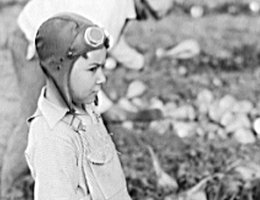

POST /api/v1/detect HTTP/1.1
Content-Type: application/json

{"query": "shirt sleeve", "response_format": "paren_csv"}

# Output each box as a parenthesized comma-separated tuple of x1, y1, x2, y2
(32, 136, 86, 200)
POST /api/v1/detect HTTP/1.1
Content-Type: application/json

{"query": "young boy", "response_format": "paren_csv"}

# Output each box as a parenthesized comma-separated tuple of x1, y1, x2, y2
(26, 13, 132, 200)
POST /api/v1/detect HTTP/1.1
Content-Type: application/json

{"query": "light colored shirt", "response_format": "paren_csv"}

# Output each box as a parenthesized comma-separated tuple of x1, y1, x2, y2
(26, 87, 132, 200)
(17, 0, 136, 59)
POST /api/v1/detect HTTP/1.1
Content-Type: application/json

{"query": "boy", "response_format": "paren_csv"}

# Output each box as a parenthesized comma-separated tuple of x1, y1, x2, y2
(1, 0, 173, 197)
(26, 13, 131, 200)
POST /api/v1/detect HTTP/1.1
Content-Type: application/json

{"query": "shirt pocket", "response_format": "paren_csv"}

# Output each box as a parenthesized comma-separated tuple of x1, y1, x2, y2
(86, 137, 127, 199)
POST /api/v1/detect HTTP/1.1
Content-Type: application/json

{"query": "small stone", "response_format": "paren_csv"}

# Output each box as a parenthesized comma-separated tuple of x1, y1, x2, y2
(118, 98, 139, 112)
(173, 121, 197, 138)
(225, 114, 251, 133)
(212, 78, 222, 87)
(155, 48, 165, 58)
(122, 121, 134, 130)
(216, 49, 232, 59)
(233, 128, 256, 144)
(126, 80, 147, 99)
(219, 95, 236, 111)
(131, 98, 148, 109)
(253, 118, 260, 136)
(197, 89, 214, 104)
(249, 108, 260, 119)
(197, 103, 209, 115)
(190, 5, 204, 18)
(220, 111, 234, 127)
(108, 89, 118, 101)
(163, 102, 177, 117)
(178, 66, 188, 76)
(150, 120, 171, 135)
(149, 97, 164, 111)
(217, 128, 228, 139)
(196, 126, 206, 137)
(145, 0, 173, 18)
(249, 1, 260, 13)
(208, 101, 223, 123)
(232, 100, 254, 114)
(170, 104, 196, 121)
(234, 162, 260, 181)
(209, 95, 236, 123)
(105, 57, 117, 70)
(203, 122, 219, 133)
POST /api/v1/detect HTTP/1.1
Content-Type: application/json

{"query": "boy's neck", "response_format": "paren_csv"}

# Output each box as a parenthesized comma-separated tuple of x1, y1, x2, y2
(45, 79, 92, 113)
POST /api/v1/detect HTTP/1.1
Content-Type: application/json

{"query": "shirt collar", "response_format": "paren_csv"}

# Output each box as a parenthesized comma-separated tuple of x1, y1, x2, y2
(38, 87, 70, 129)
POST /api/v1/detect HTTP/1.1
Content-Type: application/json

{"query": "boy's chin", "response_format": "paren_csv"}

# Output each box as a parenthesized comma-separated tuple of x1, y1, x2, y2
(72, 96, 95, 107)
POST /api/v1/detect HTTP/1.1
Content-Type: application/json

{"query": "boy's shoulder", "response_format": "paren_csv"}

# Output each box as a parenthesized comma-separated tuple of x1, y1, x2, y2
(27, 108, 77, 142)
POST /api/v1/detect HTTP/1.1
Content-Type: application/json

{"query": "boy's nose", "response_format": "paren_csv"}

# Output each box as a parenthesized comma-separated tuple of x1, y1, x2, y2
(96, 67, 106, 84)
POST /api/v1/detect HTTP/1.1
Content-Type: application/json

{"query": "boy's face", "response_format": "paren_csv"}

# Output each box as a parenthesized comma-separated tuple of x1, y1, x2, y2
(69, 48, 106, 105)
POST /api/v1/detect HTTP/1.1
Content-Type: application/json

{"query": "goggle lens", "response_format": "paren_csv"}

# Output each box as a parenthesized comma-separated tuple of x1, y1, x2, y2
(84, 27, 105, 47)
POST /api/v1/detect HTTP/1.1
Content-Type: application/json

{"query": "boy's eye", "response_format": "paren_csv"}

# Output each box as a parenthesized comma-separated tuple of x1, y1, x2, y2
(88, 64, 104, 72)
(88, 65, 100, 72)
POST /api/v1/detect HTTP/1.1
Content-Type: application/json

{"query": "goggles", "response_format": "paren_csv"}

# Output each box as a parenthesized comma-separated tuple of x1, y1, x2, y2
(84, 26, 106, 47)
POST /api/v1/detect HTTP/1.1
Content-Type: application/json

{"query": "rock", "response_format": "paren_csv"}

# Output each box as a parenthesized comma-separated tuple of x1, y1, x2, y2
(249, 1, 260, 13)
(190, 6, 204, 18)
(122, 121, 134, 130)
(107, 89, 118, 101)
(233, 128, 256, 144)
(196, 89, 214, 115)
(156, 39, 200, 60)
(225, 114, 251, 133)
(162, 102, 177, 117)
(253, 118, 260, 136)
(104, 57, 117, 70)
(178, 66, 188, 76)
(208, 101, 223, 122)
(126, 80, 147, 99)
(169, 104, 196, 121)
(234, 161, 260, 181)
(220, 111, 234, 127)
(250, 108, 260, 119)
(145, 0, 173, 18)
(202, 122, 220, 136)
(197, 89, 214, 104)
(149, 97, 164, 111)
(150, 120, 171, 135)
(217, 128, 228, 139)
(173, 121, 197, 138)
(219, 95, 236, 111)
(131, 97, 148, 109)
(196, 126, 206, 137)
(212, 77, 222, 87)
(209, 95, 237, 123)
(216, 49, 232, 59)
(232, 100, 254, 114)
(118, 98, 139, 112)
(197, 103, 209, 116)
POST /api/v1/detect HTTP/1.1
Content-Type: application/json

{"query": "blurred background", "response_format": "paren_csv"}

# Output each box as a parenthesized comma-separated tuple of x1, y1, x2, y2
(1, 0, 260, 199)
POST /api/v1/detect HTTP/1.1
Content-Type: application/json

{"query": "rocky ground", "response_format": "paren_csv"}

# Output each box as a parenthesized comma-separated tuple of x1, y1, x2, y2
(1, 1, 260, 200)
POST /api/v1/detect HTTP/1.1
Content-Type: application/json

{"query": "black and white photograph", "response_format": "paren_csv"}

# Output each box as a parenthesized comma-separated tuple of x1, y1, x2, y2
(1, 0, 260, 199)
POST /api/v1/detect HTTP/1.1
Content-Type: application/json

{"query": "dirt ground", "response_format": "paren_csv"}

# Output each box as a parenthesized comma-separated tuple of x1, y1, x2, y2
(1, 1, 260, 200)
